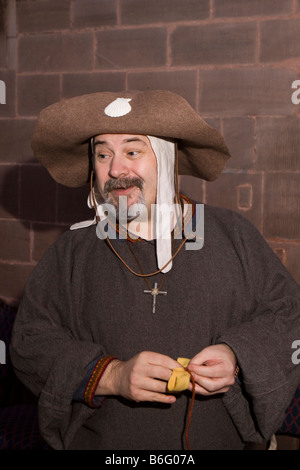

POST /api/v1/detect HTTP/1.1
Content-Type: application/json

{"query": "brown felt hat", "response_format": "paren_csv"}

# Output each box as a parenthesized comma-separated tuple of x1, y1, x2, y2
(31, 90, 230, 187)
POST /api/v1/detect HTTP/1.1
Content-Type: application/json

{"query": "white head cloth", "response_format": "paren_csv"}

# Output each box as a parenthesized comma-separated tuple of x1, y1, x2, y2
(147, 135, 176, 274)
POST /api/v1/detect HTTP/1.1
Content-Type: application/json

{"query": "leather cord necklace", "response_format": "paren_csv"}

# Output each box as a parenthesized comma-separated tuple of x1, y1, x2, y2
(90, 171, 188, 279)
(106, 233, 187, 278)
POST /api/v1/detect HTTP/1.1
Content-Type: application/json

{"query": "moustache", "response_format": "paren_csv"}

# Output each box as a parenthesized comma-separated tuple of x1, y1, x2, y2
(104, 177, 143, 196)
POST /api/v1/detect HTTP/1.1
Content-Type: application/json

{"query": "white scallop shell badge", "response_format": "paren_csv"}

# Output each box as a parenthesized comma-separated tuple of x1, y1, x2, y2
(104, 98, 132, 118)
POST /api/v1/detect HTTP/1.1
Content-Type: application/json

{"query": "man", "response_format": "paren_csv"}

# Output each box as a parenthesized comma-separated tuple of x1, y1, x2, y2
(10, 90, 300, 450)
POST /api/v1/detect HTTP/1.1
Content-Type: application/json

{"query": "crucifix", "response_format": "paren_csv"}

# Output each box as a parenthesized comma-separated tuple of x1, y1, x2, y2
(144, 282, 167, 314)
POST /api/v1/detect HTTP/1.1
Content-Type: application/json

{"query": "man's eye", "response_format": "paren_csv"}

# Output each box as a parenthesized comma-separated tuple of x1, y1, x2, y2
(128, 151, 139, 157)
(96, 153, 109, 160)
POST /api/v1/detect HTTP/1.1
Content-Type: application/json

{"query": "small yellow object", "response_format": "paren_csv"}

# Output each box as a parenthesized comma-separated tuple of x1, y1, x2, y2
(167, 357, 191, 392)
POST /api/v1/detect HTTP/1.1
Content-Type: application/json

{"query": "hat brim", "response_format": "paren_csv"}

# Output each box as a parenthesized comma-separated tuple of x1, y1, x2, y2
(31, 90, 230, 187)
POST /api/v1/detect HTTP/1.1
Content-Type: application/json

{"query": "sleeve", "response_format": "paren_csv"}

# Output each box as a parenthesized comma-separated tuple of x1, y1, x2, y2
(214, 212, 300, 444)
(9, 231, 110, 449)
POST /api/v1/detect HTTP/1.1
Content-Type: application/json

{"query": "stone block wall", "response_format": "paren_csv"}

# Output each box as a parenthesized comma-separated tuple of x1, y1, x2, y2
(1, 0, 300, 303)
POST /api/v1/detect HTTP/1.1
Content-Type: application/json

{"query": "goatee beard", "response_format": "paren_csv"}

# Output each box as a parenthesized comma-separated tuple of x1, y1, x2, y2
(103, 177, 146, 222)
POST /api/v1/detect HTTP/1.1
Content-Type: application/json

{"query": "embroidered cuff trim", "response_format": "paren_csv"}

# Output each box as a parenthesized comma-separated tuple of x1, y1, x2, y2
(84, 355, 116, 408)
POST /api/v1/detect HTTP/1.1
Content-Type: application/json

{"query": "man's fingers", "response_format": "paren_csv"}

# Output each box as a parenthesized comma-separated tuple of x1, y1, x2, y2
(188, 362, 234, 378)
(132, 377, 177, 403)
(145, 364, 174, 382)
(146, 351, 181, 371)
(188, 371, 235, 394)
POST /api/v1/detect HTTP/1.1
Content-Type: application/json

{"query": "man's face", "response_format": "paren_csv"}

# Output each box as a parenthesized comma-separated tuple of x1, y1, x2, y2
(93, 134, 157, 220)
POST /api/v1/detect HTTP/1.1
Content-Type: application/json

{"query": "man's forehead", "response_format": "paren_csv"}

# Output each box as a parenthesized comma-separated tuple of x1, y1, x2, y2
(94, 134, 149, 146)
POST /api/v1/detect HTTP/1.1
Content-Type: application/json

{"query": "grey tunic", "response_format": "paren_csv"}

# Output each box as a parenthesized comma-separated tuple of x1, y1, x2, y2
(10, 204, 300, 450)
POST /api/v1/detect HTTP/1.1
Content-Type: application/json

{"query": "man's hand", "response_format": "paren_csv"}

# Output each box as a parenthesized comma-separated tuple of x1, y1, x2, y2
(96, 351, 180, 404)
(187, 344, 237, 396)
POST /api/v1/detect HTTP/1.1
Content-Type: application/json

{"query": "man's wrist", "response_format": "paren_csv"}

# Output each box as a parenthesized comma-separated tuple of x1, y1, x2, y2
(84, 355, 117, 407)
(94, 357, 121, 397)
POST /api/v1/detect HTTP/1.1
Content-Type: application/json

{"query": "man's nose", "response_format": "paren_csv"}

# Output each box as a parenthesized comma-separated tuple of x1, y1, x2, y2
(108, 154, 129, 179)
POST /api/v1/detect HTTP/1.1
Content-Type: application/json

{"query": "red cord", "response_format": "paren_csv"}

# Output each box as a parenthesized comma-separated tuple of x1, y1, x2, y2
(184, 368, 196, 451)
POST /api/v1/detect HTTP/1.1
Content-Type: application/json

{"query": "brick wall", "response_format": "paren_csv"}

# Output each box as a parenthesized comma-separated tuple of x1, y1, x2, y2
(1, 0, 300, 304)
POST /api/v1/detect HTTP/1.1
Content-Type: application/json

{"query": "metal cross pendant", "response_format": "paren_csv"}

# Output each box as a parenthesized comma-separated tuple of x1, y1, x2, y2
(144, 282, 167, 314)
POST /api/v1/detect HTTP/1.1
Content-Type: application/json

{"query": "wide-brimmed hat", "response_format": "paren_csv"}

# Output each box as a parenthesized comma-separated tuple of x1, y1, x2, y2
(31, 90, 230, 187)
